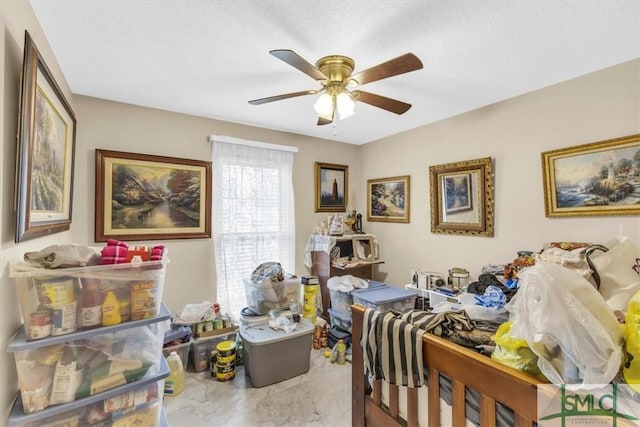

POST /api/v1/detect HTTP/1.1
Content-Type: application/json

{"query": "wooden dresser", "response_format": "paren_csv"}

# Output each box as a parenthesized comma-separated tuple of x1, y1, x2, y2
(308, 234, 380, 319)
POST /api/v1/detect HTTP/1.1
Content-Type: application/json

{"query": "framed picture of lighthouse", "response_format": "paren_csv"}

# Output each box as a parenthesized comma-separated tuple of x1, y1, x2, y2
(315, 162, 348, 212)
(542, 134, 640, 217)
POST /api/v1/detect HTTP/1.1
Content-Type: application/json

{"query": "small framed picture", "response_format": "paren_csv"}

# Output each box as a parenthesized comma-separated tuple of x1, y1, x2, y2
(367, 175, 410, 223)
(315, 162, 348, 212)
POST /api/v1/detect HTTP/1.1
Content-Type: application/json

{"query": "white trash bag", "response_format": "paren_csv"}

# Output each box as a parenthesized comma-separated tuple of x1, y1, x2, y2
(507, 262, 623, 385)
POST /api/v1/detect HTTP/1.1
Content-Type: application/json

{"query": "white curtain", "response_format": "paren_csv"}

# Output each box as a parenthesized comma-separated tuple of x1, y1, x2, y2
(212, 140, 295, 318)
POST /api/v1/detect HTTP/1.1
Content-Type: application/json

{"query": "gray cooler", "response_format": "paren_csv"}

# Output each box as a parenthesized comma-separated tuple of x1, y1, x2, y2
(239, 319, 314, 387)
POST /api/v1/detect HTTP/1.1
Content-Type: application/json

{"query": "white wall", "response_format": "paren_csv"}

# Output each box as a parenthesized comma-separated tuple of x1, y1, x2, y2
(0, 5, 360, 417)
(71, 95, 362, 313)
(1, 0, 77, 420)
(361, 59, 640, 286)
(2, 0, 639, 421)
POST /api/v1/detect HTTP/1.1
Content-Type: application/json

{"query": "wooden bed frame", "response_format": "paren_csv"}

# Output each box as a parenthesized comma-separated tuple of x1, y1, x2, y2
(350, 305, 543, 427)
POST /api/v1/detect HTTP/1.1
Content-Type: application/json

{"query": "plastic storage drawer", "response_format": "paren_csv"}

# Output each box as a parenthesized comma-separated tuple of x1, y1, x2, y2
(239, 319, 313, 388)
(327, 308, 352, 333)
(352, 285, 417, 312)
(8, 372, 168, 427)
(10, 257, 168, 341)
(7, 305, 170, 414)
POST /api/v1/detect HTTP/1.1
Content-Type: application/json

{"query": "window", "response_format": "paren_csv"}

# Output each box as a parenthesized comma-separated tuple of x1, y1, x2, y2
(212, 140, 295, 317)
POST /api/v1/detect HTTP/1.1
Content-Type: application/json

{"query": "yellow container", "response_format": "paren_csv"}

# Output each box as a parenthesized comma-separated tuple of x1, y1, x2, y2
(102, 290, 122, 326)
(216, 340, 236, 357)
(217, 353, 236, 365)
(165, 351, 186, 396)
(303, 283, 319, 323)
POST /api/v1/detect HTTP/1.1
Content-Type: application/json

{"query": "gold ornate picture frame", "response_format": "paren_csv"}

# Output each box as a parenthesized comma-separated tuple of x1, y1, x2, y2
(367, 175, 410, 223)
(429, 157, 494, 236)
(542, 134, 640, 217)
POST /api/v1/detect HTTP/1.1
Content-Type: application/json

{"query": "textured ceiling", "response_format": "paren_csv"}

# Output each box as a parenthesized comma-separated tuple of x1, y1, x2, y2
(29, 1, 640, 145)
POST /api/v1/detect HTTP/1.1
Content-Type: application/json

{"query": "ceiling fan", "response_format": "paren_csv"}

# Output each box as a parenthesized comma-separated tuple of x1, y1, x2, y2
(248, 50, 423, 126)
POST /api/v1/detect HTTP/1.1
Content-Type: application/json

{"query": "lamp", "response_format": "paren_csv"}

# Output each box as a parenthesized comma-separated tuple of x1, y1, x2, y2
(336, 90, 355, 120)
(313, 86, 355, 121)
(313, 92, 333, 119)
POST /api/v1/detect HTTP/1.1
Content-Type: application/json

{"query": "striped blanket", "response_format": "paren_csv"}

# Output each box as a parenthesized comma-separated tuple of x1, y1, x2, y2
(361, 309, 426, 388)
(361, 308, 498, 388)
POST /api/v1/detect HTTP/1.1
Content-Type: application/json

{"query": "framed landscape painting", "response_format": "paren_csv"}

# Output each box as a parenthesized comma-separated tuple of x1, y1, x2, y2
(429, 157, 494, 237)
(315, 162, 348, 212)
(542, 134, 640, 217)
(95, 150, 212, 241)
(367, 175, 410, 223)
(16, 31, 76, 242)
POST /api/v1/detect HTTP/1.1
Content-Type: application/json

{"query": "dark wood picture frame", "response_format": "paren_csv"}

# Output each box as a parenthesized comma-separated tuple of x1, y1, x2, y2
(315, 162, 348, 212)
(95, 149, 212, 241)
(429, 157, 494, 237)
(16, 31, 76, 242)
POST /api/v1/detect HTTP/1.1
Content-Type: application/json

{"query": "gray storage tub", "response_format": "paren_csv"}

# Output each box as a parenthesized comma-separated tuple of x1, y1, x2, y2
(239, 319, 314, 387)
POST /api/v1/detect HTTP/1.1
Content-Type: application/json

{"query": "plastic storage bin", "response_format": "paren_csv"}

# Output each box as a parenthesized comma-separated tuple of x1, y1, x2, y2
(189, 331, 236, 373)
(10, 257, 168, 341)
(7, 305, 170, 414)
(8, 375, 167, 427)
(163, 339, 191, 371)
(239, 319, 314, 387)
(328, 280, 385, 315)
(243, 277, 300, 315)
(352, 285, 418, 312)
(328, 288, 353, 316)
(327, 308, 352, 333)
(163, 324, 191, 344)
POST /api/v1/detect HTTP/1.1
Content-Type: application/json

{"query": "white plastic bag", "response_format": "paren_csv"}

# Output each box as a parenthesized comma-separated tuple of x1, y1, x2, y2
(588, 236, 640, 312)
(326, 274, 369, 292)
(507, 262, 624, 385)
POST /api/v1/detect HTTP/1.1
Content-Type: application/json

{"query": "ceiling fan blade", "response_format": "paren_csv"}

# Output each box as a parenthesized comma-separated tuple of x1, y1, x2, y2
(350, 53, 423, 86)
(270, 49, 328, 81)
(248, 90, 317, 105)
(353, 90, 412, 115)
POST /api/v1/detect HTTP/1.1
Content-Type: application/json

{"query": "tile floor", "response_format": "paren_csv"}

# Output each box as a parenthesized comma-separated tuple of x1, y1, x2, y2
(164, 346, 352, 427)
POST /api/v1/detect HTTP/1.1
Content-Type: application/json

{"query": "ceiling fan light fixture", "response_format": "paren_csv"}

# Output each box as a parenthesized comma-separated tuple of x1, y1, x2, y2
(336, 90, 355, 120)
(313, 92, 333, 118)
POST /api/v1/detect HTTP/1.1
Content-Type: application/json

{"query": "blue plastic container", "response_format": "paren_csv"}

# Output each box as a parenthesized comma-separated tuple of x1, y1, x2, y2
(352, 285, 417, 312)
